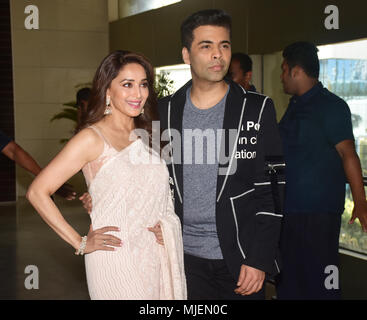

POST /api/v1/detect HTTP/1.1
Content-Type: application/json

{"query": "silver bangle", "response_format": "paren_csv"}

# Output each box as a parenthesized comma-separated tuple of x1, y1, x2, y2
(75, 236, 88, 256)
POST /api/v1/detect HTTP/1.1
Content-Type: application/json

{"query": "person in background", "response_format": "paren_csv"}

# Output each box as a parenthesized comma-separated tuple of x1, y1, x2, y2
(0, 130, 75, 200)
(228, 52, 257, 92)
(276, 41, 367, 300)
(76, 87, 91, 127)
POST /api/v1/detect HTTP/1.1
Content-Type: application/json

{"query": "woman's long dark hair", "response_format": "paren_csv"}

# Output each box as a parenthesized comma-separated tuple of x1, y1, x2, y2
(76, 50, 159, 149)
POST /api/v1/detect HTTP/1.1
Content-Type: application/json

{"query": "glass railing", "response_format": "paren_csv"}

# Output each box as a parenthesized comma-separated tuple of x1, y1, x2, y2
(340, 185, 367, 255)
(318, 39, 367, 257)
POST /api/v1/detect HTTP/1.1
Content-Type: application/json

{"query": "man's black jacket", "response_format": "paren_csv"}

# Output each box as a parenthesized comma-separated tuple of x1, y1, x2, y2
(157, 79, 285, 279)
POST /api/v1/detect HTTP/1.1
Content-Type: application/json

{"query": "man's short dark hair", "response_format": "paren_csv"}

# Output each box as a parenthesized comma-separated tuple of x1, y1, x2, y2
(282, 41, 320, 79)
(232, 52, 253, 73)
(76, 87, 91, 107)
(180, 9, 232, 50)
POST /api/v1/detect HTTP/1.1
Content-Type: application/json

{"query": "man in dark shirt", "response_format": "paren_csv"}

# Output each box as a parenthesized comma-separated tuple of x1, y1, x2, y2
(0, 130, 75, 199)
(228, 52, 257, 92)
(0, 130, 11, 153)
(276, 41, 367, 299)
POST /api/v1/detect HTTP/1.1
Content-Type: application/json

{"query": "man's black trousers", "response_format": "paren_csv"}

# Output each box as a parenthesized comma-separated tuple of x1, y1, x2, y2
(184, 253, 265, 300)
(276, 212, 342, 300)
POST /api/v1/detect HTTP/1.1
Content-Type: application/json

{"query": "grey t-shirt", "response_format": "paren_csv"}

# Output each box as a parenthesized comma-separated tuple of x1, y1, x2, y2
(182, 86, 228, 259)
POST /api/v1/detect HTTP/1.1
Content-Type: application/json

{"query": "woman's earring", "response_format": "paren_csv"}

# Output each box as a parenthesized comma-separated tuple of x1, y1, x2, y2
(104, 96, 112, 115)
(140, 108, 144, 115)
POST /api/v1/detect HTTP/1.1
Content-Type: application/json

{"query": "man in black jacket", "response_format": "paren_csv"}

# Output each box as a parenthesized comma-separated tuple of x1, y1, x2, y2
(158, 9, 284, 299)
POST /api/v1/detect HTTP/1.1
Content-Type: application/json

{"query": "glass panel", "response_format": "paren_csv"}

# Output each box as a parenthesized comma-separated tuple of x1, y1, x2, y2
(155, 64, 191, 94)
(318, 39, 367, 254)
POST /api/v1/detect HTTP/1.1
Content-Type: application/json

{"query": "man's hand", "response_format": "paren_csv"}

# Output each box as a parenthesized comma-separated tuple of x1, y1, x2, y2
(148, 223, 164, 245)
(336, 140, 367, 233)
(349, 200, 367, 232)
(80, 192, 92, 214)
(54, 183, 76, 200)
(235, 264, 265, 296)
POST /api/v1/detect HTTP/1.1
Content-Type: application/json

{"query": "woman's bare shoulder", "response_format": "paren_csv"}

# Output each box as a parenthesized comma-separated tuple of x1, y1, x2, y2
(72, 127, 101, 144)
(66, 127, 105, 162)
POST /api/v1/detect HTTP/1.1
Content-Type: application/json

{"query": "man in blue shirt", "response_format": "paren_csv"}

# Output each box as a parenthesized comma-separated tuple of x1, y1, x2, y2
(276, 41, 367, 299)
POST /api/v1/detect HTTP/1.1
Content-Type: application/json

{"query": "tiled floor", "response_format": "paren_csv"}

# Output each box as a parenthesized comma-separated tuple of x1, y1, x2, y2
(0, 197, 90, 300)
(0, 197, 276, 300)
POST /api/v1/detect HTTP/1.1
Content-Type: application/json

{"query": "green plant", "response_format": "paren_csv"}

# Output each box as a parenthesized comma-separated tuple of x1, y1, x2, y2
(50, 102, 79, 143)
(50, 103, 78, 123)
(50, 83, 91, 143)
(155, 71, 175, 99)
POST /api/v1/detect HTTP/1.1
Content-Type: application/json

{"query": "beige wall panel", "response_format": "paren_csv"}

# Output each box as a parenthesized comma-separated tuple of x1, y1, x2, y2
(13, 66, 95, 105)
(151, 0, 231, 66)
(15, 103, 75, 141)
(249, 54, 262, 93)
(108, 0, 119, 22)
(110, 0, 214, 66)
(11, 30, 42, 67)
(110, 0, 367, 62)
(212, 0, 249, 53)
(110, 13, 156, 60)
(248, 0, 308, 54)
(109, 18, 130, 51)
(263, 51, 289, 122)
(150, 6, 188, 67)
(248, 0, 367, 54)
(41, 67, 95, 104)
(40, 68, 68, 104)
(39, 30, 108, 68)
(12, 0, 60, 30)
(168, 0, 214, 21)
(13, 67, 43, 104)
(13, 0, 108, 32)
(11, 0, 109, 197)
(11, 0, 40, 30)
(56, 0, 109, 32)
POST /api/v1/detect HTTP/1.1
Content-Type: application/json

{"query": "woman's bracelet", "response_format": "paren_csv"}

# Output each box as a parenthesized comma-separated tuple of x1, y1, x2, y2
(75, 236, 88, 255)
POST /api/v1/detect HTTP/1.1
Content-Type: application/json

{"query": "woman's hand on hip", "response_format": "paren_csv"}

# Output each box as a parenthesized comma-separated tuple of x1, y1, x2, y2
(84, 225, 122, 254)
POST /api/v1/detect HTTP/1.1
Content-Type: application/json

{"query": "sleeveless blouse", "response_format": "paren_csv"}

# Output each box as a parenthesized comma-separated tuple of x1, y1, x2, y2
(81, 125, 187, 300)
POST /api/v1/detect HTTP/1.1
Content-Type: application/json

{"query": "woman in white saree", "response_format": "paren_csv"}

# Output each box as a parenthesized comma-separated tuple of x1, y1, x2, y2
(27, 51, 186, 300)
